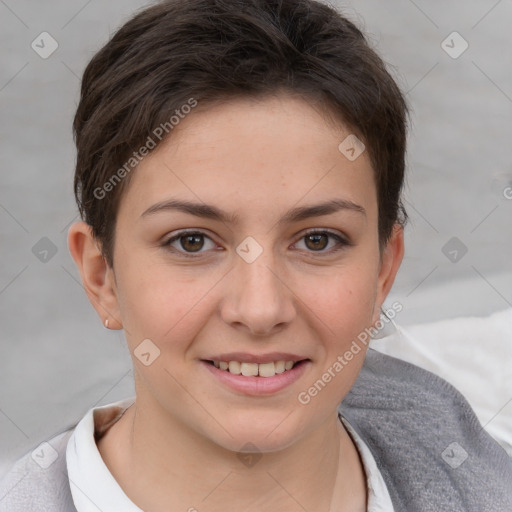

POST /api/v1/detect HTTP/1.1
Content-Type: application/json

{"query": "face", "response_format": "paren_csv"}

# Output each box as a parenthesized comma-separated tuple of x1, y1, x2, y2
(73, 94, 403, 453)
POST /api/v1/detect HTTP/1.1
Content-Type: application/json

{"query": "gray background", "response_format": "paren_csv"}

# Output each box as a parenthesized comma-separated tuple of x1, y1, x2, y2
(1, 0, 511, 478)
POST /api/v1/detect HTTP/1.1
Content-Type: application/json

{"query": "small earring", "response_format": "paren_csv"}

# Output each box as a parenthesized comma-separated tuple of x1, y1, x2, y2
(104, 318, 110, 329)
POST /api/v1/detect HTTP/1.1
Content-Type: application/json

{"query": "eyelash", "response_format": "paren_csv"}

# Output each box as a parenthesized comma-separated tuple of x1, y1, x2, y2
(161, 229, 351, 259)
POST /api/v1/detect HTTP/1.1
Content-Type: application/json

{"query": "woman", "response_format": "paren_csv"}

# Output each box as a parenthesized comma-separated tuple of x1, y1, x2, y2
(1, 1, 511, 510)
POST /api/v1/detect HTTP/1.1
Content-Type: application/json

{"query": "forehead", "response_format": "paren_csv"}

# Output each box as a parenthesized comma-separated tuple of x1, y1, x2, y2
(117, 94, 377, 224)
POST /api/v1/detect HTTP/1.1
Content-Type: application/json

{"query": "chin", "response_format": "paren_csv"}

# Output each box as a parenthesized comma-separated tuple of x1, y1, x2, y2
(204, 412, 310, 455)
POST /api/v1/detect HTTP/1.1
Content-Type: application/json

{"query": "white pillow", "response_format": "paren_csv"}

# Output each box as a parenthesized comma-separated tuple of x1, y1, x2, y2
(370, 307, 512, 456)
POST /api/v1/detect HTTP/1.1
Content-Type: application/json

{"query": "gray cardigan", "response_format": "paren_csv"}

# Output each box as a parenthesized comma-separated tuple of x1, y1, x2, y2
(1, 349, 511, 511)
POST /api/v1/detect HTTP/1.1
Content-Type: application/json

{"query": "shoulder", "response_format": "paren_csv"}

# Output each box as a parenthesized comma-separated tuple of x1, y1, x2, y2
(0, 427, 77, 512)
(341, 349, 512, 511)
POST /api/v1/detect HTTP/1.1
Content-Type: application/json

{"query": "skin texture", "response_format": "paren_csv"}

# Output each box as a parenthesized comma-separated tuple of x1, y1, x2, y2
(68, 93, 404, 512)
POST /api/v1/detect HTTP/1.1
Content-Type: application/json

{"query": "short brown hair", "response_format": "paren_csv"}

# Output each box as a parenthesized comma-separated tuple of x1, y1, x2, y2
(73, 0, 409, 267)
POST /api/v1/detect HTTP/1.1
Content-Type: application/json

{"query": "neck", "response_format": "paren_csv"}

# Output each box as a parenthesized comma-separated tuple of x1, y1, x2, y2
(98, 394, 367, 512)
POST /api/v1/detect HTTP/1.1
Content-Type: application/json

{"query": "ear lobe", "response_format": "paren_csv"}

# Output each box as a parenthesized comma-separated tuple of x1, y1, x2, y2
(67, 221, 123, 329)
(372, 224, 404, 325)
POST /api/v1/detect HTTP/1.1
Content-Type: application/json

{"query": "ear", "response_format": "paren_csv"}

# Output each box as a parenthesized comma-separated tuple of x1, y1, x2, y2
(67, 221, 123, 329)
(371, 224, 404, 325)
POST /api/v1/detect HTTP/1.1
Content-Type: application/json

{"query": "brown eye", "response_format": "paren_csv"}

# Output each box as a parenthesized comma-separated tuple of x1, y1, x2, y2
(294, 230, 350, 254)
(163, 231, 217, 257)
(180, 234, 205, 252)
(305, 233, 329, 251)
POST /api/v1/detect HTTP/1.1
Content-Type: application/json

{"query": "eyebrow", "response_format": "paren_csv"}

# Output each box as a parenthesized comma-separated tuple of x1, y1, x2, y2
(140, 197, 366, 225)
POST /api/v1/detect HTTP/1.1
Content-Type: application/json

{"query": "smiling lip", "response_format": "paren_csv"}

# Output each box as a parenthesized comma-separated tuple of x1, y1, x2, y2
(201, 358, 311, 396)
(203, 352, 307, 364)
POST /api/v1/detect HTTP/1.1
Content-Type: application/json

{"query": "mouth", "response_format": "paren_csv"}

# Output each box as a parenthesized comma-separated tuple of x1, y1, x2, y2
(204, 359, 308, 378)
(201, 357, 311, 396)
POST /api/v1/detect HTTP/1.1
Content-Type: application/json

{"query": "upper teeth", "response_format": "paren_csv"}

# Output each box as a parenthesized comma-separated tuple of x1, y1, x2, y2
(213, 360, 295, 377)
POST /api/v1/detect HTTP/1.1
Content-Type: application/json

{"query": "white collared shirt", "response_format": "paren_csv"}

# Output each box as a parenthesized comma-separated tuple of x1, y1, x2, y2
(340, 416, 395, 511)
(66, 397, 394, 511)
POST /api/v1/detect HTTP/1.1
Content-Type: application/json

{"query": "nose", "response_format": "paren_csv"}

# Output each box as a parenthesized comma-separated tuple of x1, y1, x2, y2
(219, 249, 296, 337)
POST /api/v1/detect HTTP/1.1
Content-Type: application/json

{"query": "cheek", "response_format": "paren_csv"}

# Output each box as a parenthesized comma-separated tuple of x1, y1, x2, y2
(114, 256, 221, 352)
(301, 264, 378, 338)
(116, 266, 200, 396)
(295, 270, 377, 409)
